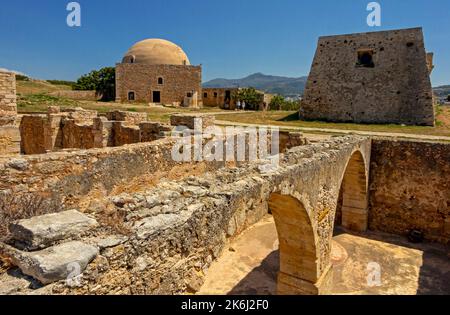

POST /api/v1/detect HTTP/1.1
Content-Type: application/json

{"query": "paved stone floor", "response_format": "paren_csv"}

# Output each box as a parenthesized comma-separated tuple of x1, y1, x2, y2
(198, 215, 450, 295)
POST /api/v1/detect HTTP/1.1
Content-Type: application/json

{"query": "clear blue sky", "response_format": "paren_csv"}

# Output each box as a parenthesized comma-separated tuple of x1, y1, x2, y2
(0, 0, 449, 86)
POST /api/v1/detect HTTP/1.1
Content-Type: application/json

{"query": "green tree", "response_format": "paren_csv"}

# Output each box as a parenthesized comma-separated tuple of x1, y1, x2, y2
(269, 95, 301, 111)
(73, 67, 115, 101)
(233, 87, 263, 110)
(269, 95, 285, 111)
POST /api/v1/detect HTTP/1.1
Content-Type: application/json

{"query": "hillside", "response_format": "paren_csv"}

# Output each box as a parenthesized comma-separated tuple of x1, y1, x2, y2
(204, 73, 449, 99)
(203, 73, 307, 97)
(433, 85, 450, 99)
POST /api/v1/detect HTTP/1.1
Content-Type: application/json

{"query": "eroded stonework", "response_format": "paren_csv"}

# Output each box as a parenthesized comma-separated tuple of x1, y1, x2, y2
(0, 71, 19, 155)
(301, 28, 435, 126)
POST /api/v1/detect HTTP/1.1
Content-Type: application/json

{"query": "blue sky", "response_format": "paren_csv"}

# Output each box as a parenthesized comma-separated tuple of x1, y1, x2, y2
(0, 0, 449, 85)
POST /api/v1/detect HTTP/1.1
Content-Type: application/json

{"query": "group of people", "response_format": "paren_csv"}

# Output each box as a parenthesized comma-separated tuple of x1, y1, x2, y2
(236, 100, 246, 110)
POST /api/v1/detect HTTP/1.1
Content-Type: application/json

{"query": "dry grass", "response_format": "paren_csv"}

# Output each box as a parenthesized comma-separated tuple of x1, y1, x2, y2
(0, 192, 60, 243)
(17, 80, 72, 95)
(217, 109, 450, 137)
(97, 207, 132, 236)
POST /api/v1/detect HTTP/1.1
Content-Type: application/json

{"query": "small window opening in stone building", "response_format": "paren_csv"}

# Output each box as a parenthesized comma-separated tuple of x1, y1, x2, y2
(356, 49, 375, 68)
(187, 92, 193, 97)
(129, 55, 136, 64)
(204, 92, 208, 98)
(406, 42, 414, 48)
(214, 92, 218, 98)
(128, 91, 135, 101)
(158, 77, 164, 85)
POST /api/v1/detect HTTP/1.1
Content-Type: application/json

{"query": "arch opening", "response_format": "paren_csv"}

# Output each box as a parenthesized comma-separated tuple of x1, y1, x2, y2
(269, 193, 332, 295)
(336, 150, 368, 232)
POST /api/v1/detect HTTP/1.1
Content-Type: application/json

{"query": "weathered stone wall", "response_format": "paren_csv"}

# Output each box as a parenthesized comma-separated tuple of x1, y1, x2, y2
(49, 90, 100, 101)
(0, 71, 16, 116)
(115, 64, 202, 106)
(61, 120, 99, 150)
(0, 138, 225, 213)
(0, 71, 19, 155)
(170, 113, 215, 130)
(369, 139, 450, 244)
(301, 28, 435, 126)
(0, 126, 20, 155)
(105, 111, 148, 125)
(19, 109, 172, 154)
(202, 88, 238, 109)
(0, 136, 371, 295)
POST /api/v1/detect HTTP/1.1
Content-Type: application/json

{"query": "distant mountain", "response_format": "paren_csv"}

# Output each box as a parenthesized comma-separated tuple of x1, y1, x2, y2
(203, 73, 307, 97)
(433, 85, 450, 99)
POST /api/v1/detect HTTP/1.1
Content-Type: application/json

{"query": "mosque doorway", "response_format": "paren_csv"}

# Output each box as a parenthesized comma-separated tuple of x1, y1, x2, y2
(152, 91, 161, 103)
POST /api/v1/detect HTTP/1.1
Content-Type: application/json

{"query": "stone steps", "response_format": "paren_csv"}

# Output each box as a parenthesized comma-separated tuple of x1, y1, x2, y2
(9, 209, 98, 250)
(0, 210, 99, 288)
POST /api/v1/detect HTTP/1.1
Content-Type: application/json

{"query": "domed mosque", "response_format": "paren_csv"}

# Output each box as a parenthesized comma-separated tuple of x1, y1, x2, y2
(116, 38, 202, 107)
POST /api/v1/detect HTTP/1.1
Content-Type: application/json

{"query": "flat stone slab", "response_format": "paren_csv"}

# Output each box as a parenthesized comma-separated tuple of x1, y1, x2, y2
(9, 210, 98, 250)
(1, 241, 98, 285)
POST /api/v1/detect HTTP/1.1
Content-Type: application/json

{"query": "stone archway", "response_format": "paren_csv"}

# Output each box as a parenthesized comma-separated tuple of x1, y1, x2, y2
(269, 193, 332, 295)
(338, 150, 369, 232)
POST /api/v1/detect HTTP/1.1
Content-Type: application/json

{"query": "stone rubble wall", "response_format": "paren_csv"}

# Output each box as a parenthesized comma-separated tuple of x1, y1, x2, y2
(0, 136, 369, 295)
(369, 139, 450, 244)
(0, 71, 19, 155)
(18, 108, 173, 155)
(105, 111, 148, 126)
(170, 113, 215, 130)
(0, 71, 17, 116)
(0, 126, 280, 213)
(301, 28, 435, 126)
(49, 90, 100, 101)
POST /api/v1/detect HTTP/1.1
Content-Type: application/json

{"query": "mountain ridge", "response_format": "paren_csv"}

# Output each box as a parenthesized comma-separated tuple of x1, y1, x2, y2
(204, 72, 449, 98)
(203, 73, 307, 97)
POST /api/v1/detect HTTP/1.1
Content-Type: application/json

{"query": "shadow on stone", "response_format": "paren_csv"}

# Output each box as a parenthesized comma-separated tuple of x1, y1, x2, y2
(228, 250, 279, 295)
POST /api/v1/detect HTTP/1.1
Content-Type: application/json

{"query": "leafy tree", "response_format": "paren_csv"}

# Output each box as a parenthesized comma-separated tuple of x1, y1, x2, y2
(15, 74, 30, 81)
(73, 67, 115, 101)
(269, 95, 285, 111)
(269, 95, 301, 111)
(233, 87, 263, 110)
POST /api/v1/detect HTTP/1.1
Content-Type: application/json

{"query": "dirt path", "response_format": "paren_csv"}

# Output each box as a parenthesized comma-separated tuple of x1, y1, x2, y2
(198, 216, 450, 295)
(216, 120, 450, 142)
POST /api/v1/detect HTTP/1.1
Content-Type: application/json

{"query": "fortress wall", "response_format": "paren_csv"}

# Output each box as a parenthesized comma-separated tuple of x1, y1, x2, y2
(301, 28, 435, 126)
(369, 139, 450, 244)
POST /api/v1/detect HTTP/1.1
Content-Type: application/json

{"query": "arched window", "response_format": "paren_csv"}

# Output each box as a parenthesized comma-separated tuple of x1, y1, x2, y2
(203, 92, 208, 98)
(158, 77, 164, 85)
(128, 91, 135, 101)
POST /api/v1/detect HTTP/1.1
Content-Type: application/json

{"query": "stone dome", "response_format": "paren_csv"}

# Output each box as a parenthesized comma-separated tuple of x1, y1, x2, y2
(122, 39, 190, 66)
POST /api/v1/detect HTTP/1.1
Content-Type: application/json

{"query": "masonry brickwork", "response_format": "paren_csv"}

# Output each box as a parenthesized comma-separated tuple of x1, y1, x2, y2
(115, 63, 202, 107)
(301, 28, 435, 126)
(0, 71, 19, 155)
(369, 139, 450, 244)
(202, 88, 238, 109)
(19, 108, 172, 155)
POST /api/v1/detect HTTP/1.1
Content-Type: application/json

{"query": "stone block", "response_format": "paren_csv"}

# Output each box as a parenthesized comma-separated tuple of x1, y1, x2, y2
(1, 241, 98, 285)
(170, 113, 215, 130)
(9, 210, 98, 250)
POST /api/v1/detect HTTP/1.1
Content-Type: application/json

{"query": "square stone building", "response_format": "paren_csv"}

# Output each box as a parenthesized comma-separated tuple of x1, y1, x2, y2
(300, 28, 435, 126)
(116, 39, 202, 108)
